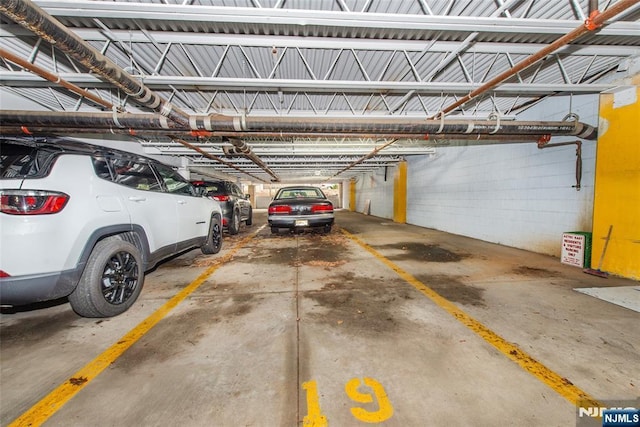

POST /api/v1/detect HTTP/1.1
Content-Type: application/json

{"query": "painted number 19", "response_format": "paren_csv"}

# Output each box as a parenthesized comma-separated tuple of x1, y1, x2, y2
(303, 377, 393, 426)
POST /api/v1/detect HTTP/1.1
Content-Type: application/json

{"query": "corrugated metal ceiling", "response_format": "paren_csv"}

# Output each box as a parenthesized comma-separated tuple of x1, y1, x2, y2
(1, 0, 639, 183)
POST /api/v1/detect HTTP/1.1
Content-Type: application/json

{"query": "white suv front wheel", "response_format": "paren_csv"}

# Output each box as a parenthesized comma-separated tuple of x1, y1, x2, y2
(69, 236, 144, 317)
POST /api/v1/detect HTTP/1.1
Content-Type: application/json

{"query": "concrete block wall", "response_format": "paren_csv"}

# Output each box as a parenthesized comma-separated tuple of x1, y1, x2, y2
(405, 94, 599, 255)
(354, 93, 599, 256)
(353, 167, 396, 218)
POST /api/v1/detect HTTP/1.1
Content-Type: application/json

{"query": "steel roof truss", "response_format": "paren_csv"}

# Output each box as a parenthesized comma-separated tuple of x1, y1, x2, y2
(457, 55, 472, 83)
(578, 55, 598, 84)
(322, 50, 343, 81)
(504, 52, 525, 84)
(555, 54, 571, 84)
(238, 46, 262, 80)
(48, 86, 65, 111)
(28, 37, 42, 64)
(351, 49, 371, 82)
(418, 0, 434, 16)
(267, 46, 286, 80)
(341, 93, 356, 115)
(2, 0, 638, 183)
(296, 47, 319, 81)
(153, 42, 172, 76)
(5, 32, 628, 101)
(28, 1, 640, 36)
(26, 28, 635, 55)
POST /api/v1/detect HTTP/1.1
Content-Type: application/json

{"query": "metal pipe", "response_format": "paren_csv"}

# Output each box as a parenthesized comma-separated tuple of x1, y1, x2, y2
(0, 0, 189, 126)
(0, 122, 278, 181)
(0, 110, 598, 139)
(223, 138, 280, 184)
(0, 0, 278, 180)
(168, 136, 269, 183)
(538, 140, 582, 190)
(224, 138, 280, 182)
(215, 132, 543, 141)
(432, 0, 638, 118)
(327, 139, 399, 181)
(231, 116, 596, 139)
(0, 111, 182, 130)
(0, 126, 544, 143)
(0, 47, 116, 111)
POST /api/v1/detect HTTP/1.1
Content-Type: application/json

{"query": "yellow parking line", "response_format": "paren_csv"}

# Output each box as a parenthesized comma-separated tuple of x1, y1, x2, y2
(10, 227, 263, 427)
(341, 229, 600, 408)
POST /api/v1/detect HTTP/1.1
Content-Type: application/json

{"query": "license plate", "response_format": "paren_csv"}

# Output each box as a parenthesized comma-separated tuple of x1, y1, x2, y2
(295, 220, 309, 227)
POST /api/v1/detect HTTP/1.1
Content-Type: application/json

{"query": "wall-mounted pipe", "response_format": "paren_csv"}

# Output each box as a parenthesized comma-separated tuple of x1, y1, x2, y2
(0, 47, 117, 111)
(538, 140, 582, 190)
(431, 0, 637, 118)
(0, 110, 598, 140)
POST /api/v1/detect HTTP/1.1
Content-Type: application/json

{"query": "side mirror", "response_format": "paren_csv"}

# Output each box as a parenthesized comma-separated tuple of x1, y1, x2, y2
(245, 194, 251, 200)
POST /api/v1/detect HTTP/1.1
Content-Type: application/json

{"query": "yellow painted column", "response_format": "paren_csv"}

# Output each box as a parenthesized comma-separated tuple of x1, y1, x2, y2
(393, 161, 407, 223)
(593, 79, 640, 279)
(349, 179, 356, 212)
(247, 184, 256, 206)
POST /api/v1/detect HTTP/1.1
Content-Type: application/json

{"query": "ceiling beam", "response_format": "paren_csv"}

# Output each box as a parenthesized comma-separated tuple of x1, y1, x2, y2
(4, 26, 638, 56)
(32, 1, 640, 37)
(0, 72, 615, 94)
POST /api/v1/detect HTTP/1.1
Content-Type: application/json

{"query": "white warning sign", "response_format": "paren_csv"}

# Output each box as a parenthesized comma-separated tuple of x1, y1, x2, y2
(561, 233, 586, 267)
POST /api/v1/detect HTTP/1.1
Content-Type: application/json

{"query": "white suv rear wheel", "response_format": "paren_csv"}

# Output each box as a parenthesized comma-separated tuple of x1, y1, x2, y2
(69, 237, 144, 317)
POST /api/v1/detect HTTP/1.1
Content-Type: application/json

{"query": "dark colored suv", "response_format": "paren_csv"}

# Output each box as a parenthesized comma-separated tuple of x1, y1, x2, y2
(191, 180, 253, 234)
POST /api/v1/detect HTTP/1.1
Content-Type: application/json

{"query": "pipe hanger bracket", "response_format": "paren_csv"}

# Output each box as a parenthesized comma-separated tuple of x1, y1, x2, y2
(585, 10, 602, 31)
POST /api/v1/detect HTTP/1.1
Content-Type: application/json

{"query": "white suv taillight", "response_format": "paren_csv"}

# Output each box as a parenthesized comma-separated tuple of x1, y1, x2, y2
(0, 190, 70, 215)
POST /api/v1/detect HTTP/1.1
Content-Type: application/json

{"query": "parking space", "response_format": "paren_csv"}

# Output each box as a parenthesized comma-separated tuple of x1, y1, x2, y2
(1, 210, 638, 426)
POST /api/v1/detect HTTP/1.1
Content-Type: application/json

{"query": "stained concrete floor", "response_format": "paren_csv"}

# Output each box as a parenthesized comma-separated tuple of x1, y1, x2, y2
(1, 210, 638, 427)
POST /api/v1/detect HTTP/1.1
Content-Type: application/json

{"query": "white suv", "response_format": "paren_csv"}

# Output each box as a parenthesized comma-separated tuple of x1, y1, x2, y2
(0, 137, 223, 317)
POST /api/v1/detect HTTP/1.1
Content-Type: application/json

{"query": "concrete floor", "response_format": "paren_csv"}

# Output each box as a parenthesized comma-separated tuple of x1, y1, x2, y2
(1, 210, 638, 427)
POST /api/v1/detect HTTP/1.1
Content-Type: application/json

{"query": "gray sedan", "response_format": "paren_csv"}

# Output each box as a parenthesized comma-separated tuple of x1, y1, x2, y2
(267, 186, 334, 234)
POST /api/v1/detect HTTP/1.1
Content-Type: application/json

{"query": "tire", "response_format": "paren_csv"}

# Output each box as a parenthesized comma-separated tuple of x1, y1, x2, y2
(229, 209, 240, 235)
(323, 225, 332, 234)
(201, 215, 223, 254)
(271, 226, 279, 234)
(69, 237, 144, 318)
(245, 207, 253, 226)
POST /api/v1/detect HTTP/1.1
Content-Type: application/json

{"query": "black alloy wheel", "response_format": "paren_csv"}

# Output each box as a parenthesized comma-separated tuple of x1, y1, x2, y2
(101, 251, 139, 305)
(202, 215, 223, 254)
(69, 237, 144, 317)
